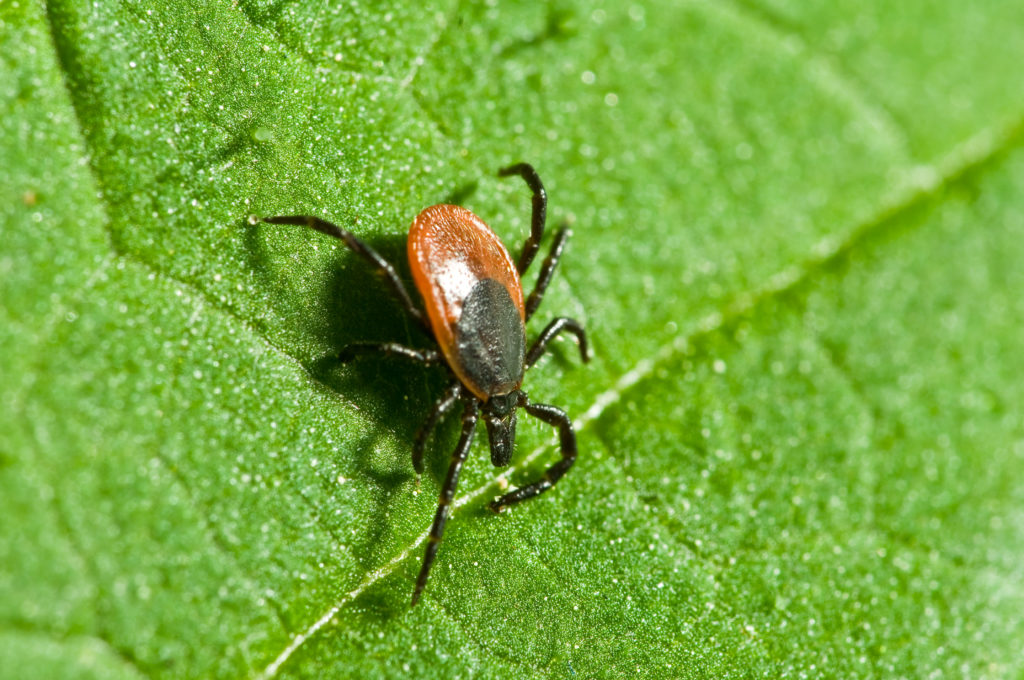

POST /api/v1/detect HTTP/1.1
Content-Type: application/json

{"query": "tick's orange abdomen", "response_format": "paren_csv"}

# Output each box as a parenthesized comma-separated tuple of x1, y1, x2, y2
(408, 204, 526, 399)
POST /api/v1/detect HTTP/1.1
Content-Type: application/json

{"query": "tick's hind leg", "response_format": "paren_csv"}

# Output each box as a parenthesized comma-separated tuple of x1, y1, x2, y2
(256, 215, 429, 332)
(412, 400, 479, 606)
(498, 163, 547, 275)
(489, 401, 576, 513)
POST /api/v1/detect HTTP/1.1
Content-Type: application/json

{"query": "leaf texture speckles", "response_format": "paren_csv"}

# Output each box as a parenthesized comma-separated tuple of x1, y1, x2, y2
(3, 1, 1024, 678)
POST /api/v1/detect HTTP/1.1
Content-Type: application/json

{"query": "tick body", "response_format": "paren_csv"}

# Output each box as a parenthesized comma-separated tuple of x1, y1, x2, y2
(257, 163, 589, 605)
(409, 204, 526, 401)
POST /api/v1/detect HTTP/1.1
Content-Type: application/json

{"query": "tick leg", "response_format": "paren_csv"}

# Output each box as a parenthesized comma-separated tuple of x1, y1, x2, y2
(525, 317, 590, 368)
(489, 401, 576, 513)
(258, 215, 430, 333)
(498, 163, 547, 276)
(523, 225, 570, 321)
(412, 381, 463, 476)
(337, 342, 442, 364)
(412, 400, 479, 606)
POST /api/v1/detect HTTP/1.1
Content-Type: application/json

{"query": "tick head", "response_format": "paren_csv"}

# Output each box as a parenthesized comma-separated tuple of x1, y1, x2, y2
(484, 392, 521, 467)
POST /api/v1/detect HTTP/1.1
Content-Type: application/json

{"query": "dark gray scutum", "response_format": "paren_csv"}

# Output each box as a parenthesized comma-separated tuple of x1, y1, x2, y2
(454, 278, 526, 396)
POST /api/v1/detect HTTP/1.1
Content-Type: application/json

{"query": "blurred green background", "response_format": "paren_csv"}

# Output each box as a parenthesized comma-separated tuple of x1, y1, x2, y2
(2, 1, 1024, 677)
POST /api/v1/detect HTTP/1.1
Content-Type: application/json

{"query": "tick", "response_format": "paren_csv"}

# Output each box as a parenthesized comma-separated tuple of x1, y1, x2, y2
(254, 163, 589, 604)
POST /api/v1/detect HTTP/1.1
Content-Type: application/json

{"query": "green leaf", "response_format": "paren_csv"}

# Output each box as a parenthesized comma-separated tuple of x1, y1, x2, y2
(3, 1, 1024, 677)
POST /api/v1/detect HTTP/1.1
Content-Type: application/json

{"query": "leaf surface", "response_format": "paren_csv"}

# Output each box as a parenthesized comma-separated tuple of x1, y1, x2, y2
(3, 1, 1023, 677)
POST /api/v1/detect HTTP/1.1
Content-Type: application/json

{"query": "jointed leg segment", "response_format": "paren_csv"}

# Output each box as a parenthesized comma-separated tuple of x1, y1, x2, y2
(259, 215, 430, 333)
(412, 382, 463, 475)
(524, 225, 570, 320)
(526, 317, 589, 368)
(412, 399, 479, 606)
(337, 342, 441, 365)
(498, 163, 547, 275)
(489, 400, 577, 513)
